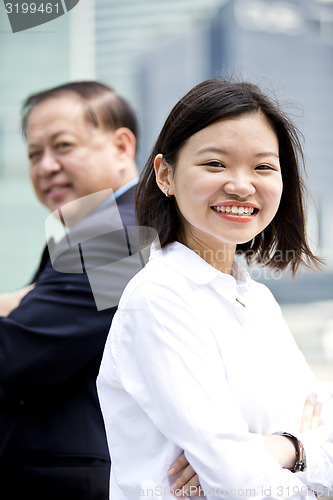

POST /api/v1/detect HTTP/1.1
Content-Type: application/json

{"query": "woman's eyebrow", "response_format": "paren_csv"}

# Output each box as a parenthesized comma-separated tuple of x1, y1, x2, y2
(254, 151, 280, 159)
(196, 147, 279, 159)
(196, 146, 229, 155)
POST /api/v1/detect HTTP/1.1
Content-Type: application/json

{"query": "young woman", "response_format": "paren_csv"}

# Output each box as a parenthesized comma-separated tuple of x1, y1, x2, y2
(97, 79, 333, 499)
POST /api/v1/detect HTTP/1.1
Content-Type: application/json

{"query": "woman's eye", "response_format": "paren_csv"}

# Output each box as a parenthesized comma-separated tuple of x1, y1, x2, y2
(205, 161, 225, 168)
(255, 164, 275, 171)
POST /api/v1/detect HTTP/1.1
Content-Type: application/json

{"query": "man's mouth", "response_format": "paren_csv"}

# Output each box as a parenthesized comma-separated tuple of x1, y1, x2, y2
(47, 185, 68, 192)
(45, 184, 71, 195)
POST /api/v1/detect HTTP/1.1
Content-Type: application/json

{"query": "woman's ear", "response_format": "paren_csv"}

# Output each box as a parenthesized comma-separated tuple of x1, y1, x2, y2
(154, 154, 174, 196)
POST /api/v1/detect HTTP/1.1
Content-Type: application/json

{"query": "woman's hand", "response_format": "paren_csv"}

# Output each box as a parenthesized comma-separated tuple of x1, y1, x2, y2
(264, 392, 323, 469)
(168, 453, 203, 497)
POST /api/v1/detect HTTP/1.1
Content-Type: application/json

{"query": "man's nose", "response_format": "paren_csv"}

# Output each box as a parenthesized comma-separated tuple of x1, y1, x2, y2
(37, 150, 61, 175)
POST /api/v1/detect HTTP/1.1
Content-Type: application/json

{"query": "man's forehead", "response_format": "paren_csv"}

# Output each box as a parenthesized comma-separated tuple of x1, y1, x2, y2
(26, 96, 93, 139)
(30, 94, 86, 119)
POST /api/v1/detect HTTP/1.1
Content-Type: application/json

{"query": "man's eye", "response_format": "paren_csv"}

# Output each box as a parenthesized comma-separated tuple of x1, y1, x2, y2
(56, 142, 71, 149)
(205, 161, 225, 168)
(28, 151, 41, 160)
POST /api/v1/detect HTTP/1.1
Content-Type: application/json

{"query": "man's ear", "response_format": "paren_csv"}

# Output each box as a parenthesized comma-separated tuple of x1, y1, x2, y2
(113, 127, 136, 160)
(154, 154, 174, 196)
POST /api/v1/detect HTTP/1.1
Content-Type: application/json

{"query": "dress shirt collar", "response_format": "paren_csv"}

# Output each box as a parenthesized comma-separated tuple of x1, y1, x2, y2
(94, 178, 138, 213)
(149, 240, 250, 287)
(113, 178, 138, 200)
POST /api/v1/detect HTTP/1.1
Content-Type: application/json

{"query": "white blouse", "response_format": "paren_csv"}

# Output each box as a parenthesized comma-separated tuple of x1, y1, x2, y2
(97, 241, 333, 500)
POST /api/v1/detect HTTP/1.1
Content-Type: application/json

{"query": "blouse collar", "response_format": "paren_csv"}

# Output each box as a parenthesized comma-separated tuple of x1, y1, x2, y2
(149, 240, 251, 287)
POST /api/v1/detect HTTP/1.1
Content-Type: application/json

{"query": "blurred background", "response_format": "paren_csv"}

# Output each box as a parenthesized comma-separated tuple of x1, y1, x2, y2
(0, 0, 332, 392)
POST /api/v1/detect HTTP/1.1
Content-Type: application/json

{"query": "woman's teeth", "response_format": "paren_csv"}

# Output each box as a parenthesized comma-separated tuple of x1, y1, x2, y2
(213, 205, 255, 215)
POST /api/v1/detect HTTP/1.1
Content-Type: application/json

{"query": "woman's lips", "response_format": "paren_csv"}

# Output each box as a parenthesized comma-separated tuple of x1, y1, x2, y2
(211, 204, 259, 222)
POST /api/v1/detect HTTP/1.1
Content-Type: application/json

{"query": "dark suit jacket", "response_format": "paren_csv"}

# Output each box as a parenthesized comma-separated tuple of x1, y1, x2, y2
(0, 187, 142, 500)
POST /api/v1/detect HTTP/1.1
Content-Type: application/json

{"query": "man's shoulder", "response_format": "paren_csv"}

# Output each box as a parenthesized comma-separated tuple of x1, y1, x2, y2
(115, 185, 137, 227)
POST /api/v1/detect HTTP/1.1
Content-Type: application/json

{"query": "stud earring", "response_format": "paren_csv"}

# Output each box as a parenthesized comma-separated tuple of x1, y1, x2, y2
(162, 186, 171, 197)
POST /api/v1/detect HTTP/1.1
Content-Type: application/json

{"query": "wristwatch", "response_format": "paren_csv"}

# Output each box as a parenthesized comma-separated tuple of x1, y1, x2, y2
(275, 432, 307, 472)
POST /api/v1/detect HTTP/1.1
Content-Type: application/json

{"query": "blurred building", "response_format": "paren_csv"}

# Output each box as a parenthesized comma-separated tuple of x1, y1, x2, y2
(94, 0, 228, 103)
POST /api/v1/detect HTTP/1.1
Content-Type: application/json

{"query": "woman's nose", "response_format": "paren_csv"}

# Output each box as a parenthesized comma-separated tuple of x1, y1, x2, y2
(223, 173, 256, 198)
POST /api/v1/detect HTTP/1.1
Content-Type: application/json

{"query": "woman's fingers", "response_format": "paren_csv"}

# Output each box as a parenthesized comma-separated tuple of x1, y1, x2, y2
(169, 453, 203, 497)
(170, 465, 202, 497)
(311, 401, 323, 429)
(299, 393, 323, 433)
(299, 393, 317, 433)
(168, 452, 189, 477)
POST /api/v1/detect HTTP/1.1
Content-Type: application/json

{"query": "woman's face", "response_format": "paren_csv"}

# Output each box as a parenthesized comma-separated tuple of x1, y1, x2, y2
(156, 113, 283, 260)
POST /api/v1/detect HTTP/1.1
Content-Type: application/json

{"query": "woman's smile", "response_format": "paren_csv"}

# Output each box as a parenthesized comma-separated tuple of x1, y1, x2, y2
(211, 202, 260, 223)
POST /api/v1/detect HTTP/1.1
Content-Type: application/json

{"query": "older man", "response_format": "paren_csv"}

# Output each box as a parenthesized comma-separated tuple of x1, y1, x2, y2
(0, 81, 141, 500)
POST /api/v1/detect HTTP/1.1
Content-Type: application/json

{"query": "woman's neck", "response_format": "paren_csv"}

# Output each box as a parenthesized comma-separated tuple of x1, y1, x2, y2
(178, 233, 236, 274)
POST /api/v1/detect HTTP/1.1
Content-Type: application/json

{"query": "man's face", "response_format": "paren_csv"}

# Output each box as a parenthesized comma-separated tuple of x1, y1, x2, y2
(26, 94, 127, 214)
